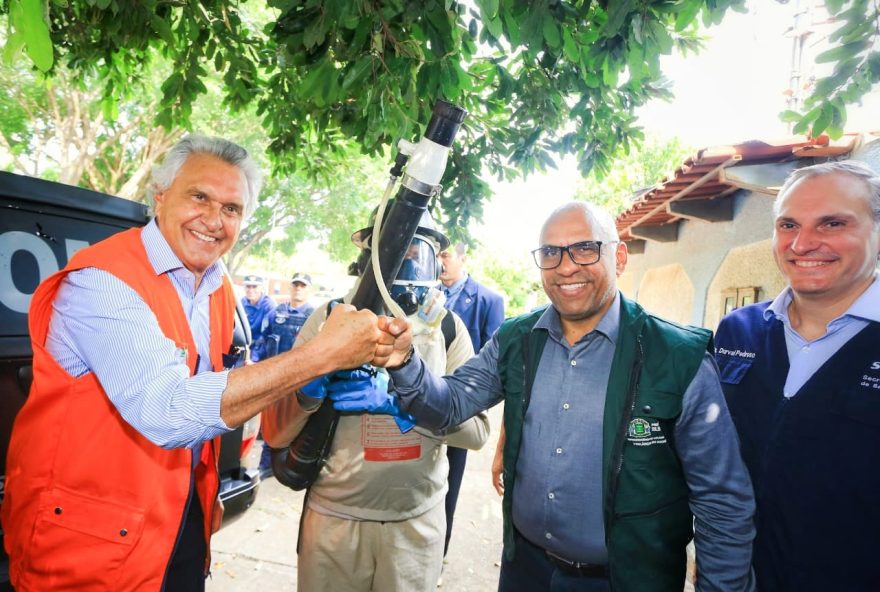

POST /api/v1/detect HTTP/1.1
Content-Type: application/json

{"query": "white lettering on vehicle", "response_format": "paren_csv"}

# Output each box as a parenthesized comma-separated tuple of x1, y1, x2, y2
(0, 231, 89, 314)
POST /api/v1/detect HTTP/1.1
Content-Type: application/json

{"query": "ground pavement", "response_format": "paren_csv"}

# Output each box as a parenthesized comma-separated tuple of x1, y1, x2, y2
(209, 406, 505, 592)
(208, 404, 696, 592)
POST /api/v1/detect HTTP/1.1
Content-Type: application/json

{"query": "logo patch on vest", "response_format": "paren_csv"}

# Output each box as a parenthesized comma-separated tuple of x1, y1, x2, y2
(627, 418, 667, 446)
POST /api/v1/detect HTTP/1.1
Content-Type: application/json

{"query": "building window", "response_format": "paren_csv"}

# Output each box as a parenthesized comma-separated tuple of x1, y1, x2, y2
(722, 287, 759, 313)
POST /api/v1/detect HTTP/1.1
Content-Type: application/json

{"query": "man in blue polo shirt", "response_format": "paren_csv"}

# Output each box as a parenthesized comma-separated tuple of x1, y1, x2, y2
(715, 160, 880, 591)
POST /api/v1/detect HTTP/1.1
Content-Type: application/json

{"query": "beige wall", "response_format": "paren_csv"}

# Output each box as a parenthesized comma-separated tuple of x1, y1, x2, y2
(704, 239, 787, 330)
(637, 264, 694, 325)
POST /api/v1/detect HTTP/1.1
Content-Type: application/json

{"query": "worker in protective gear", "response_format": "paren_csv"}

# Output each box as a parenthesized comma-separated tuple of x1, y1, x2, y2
(261, 205, 490, 592)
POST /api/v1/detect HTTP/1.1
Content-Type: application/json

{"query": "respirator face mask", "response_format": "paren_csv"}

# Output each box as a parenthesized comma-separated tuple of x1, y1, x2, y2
(390, 234, 441, 316)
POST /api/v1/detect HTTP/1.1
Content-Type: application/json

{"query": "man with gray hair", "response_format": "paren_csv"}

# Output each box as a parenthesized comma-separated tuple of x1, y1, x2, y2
(339, 201, 756, 591)
(2, 134, 401, 591)
(715, 159, 880, 591)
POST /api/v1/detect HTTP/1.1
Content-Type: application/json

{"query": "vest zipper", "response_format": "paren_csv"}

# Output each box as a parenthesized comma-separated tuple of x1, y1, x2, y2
(606, 338, 644, 531)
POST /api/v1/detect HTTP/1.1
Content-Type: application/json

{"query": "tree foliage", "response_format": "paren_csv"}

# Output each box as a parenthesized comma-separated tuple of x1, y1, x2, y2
(0, 35, 386, 273)
(3, 0, 751, 232)
(779, 0, 880, 139)
(574, 135, 693, 215)
(0, 57, 182, 198)
(7, 1, 875, 231)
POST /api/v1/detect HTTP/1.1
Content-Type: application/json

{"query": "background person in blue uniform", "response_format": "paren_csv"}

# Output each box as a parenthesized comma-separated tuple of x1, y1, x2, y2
(437, 243, 504, 557)
(241, 274, 276, 362)
(257, 272, 316, 477)
(715, 160, 880, 592)
(262, 272, 316, 358)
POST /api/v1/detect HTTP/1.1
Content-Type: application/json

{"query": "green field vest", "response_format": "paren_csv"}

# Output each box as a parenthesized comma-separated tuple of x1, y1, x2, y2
(497, 296, 711, 591)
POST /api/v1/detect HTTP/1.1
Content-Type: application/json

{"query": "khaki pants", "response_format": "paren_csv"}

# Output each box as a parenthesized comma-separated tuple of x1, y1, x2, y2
(297, 502, 445, 592)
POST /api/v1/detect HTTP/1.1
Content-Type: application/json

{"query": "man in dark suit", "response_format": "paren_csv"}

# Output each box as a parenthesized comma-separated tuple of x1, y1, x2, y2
(437, 243, 505, 556)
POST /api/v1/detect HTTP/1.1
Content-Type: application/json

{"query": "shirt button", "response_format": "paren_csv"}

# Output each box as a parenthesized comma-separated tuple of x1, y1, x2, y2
(571, 360, 577, 366)
(556, 448, 563, 454)
(545, 532, 553, 540)
(548, 492, 555, 499)
(563, 403, 570, 410)
(801, 345, 810, 353)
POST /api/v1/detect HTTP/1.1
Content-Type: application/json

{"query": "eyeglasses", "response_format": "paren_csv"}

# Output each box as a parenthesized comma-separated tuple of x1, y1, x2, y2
(531, 241, 618, 270)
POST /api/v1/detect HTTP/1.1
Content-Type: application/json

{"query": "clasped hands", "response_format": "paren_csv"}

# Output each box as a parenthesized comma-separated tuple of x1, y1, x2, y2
(301, 368, 416, 433)
(313, 304, 414, 369)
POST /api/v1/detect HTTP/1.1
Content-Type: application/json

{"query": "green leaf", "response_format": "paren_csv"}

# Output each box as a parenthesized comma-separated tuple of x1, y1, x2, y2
(778, 109, 803, 123)
(603, 0, 633, 37)
(827, 101, 845, 139)
(792, 106, 817, 135)
(674, 0, 702, 33)
(811, 103, 833, 137)
(476, 0, 499, 20)
(10, 0, 54, 72)
(2, 28, 26, 65)
(562, 28, 578, 62)
(342, 57, 372, 90)
(502, 9, 520, 47)
(485, 15, 502, 39)
(150, 14, 175, 46)
(824, 0, 846, 15)
(602, 53, 618, 86)
(543, 15, 560, 49)
(650, 21, 674, 54)
(815, 40, 869, 64)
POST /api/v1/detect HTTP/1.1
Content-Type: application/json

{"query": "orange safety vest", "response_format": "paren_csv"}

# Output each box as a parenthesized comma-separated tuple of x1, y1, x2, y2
(2, 227, 235, 591)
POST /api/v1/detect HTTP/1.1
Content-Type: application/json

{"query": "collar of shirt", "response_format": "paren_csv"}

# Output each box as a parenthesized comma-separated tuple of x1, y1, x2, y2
(141, 219, 223, 299)
(441, 274, 468, 297)
(285, 302, 312, 315)
(534, 291, 620, 347)
(764, 273, 880, 329)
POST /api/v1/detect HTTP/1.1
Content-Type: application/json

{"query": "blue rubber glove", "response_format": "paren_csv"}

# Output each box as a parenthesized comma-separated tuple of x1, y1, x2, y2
(299, 375, 329, 401)
(328, 368, 416, 433)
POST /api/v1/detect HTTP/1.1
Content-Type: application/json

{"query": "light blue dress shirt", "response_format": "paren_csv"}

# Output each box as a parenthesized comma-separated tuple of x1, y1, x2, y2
(45, 219, 232, 450)
(764, 274, 880, 398)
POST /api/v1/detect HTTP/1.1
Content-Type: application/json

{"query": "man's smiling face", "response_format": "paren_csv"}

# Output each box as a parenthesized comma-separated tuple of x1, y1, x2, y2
(773, 172, 880, 305)
(539, 206, 626, 332)
(153, 153, 247, 281)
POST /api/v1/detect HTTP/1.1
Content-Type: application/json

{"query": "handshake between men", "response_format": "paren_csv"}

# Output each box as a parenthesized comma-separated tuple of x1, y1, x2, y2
(293, 311, 417, 432)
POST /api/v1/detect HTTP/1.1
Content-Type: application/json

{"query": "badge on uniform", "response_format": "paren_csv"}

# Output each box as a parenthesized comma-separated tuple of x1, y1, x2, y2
(173, 346, 188, 365)
(627, 418, 667, 447)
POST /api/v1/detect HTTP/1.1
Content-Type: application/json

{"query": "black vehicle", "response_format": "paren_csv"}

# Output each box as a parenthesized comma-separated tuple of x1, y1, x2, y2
(0, 171, 259, 586)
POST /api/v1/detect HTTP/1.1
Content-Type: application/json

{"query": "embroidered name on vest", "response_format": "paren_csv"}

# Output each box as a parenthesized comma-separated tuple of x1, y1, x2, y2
(716, 347, 756, 359)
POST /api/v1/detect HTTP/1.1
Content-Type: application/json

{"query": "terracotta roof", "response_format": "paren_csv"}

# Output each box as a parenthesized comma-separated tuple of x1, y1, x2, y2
(615, 134, 858, 241)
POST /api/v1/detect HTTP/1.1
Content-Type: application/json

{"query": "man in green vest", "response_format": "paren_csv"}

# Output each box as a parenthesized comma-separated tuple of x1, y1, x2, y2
(331, 202, 755, 591)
